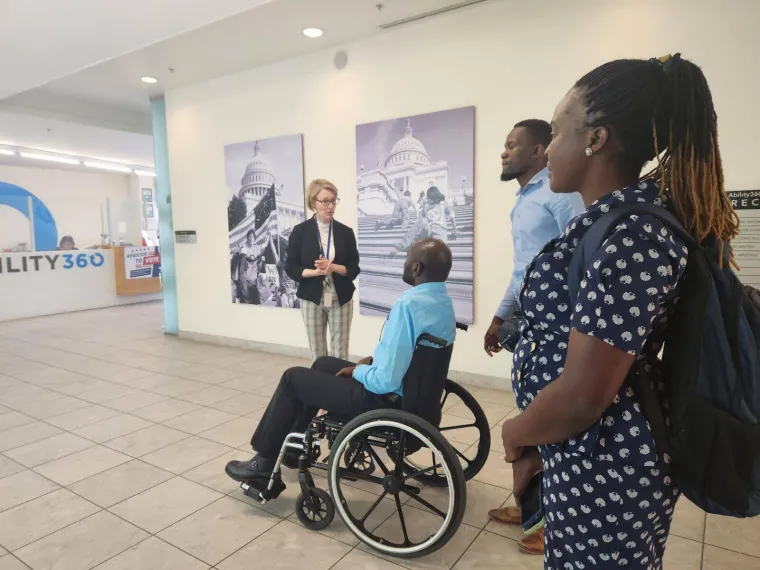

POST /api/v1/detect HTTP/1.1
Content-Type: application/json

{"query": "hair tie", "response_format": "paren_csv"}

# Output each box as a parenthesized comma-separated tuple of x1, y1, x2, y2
(650, 53, 681, 74)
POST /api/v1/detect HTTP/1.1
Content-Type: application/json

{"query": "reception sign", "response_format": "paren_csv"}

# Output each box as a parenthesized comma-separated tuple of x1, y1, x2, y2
(728, 190, 760, 289)
(124, 246, 161, 280)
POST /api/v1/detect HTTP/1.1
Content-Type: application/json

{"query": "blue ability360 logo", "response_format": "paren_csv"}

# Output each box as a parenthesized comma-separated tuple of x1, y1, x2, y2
(0, 252, 105, 275)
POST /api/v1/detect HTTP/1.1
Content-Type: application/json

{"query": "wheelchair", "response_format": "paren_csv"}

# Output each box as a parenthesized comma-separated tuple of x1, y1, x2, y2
(239, 323, 492, 559)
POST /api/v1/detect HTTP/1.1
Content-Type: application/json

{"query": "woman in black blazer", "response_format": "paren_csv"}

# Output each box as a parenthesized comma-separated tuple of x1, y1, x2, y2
(286, 179, 360, 361)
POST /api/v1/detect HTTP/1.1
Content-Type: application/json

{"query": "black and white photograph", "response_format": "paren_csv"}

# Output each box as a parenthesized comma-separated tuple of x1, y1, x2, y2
(355, 106, 475, 323)
(226, 134, 305, 308)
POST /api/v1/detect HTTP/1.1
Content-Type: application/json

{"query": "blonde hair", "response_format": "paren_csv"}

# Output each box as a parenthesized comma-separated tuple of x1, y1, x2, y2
(306, 179, 338, 210)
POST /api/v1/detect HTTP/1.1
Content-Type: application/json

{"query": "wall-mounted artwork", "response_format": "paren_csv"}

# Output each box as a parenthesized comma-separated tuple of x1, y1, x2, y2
(355, 106, 475, 323)
(141, 188, 153, 203)
(225, 134, 305, 308)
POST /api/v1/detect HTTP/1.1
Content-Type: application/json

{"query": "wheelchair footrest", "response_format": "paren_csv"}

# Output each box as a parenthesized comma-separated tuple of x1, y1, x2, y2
(241, 479, 286, 503)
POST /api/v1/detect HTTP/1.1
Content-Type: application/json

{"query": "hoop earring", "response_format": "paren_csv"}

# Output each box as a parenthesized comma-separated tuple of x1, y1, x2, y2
(585, 147, 593, 157)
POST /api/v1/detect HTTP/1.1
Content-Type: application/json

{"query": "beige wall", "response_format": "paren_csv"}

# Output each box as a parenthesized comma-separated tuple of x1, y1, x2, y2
(165, 0, 760, 382)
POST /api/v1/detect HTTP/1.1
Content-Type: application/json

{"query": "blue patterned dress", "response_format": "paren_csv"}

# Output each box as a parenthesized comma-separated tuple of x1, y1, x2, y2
(512, 180, 688, 569)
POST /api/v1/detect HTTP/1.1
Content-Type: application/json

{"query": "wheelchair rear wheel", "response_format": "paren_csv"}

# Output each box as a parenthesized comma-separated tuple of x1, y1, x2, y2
(328, 409, 466, 559)
(403, 380, 491, 487)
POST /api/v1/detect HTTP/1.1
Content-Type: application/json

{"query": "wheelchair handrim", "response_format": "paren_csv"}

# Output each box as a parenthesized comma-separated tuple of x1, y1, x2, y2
(329, 419, 456, 556)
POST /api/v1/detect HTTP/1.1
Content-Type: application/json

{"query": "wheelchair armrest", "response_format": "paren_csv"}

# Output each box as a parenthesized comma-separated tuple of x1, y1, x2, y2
(455, 322, 468, 332)
(417, 333, 448, 348)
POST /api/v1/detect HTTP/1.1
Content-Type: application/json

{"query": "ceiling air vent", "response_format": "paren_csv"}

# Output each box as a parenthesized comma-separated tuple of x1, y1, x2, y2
(379, 0, 493, 30)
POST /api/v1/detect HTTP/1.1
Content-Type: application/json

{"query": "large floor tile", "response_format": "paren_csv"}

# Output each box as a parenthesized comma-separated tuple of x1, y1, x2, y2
(447, 399, 514, 427)
(0, 422, 62, 452)
(218, 374, 276, 393)
(663, 535, 703, 570)
(4, 432, 95, 467)
(0, 470, 59, 512)
(0, 456, 25, 479)
(69, 460, 174, 508)
(210, 393, 270, 416)
(14, 511, 147, 570)
(104, 424, 190, 457)
(702, 545, 760, 569)
(0, 489, 100, 551)
(162, 407, 238, 435)
(178, 386, 243, 406)
(218, 520, 351, 570)
(45, 405, 122, 430)
(108, 477, 222, 533)
(149, 379, 208, 398)
(140, 436, 232, 474)
(0, 555, 31, 570)
(159, 496, 279, 565)
(451, 530, 543, 570)
(131, 399, 201, 422)
(331, 550, 406, 570)
(0, 412, 36, 432)
(670, 497, 706, 542)
(471, 450, 513, 490)
(34, 445, 131, 486)
(101, 391, 168, 413)
(705, 512, 760, 557)
(77, 384, 140, 404)
(197, 416, 259, 447)
(95, 537, 210, 570)
(470, 387, 516, 408)
(180, 451, 243, 494)
(72, 414, 153, 443)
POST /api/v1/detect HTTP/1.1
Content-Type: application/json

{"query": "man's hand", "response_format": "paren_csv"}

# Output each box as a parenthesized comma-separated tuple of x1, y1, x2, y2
(484, 318, 505, 357)
(357, 356, 373, 366)
(511, 448, 543, 506)
(336, 366, 356, 378)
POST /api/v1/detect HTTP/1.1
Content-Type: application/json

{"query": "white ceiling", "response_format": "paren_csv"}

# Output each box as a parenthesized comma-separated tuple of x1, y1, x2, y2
(1, 0, 492, 134)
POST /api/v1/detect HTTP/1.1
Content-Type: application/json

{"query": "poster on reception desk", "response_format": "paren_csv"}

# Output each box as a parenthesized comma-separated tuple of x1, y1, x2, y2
(728, 190, 760, 289)
(124, 246, 161, 280)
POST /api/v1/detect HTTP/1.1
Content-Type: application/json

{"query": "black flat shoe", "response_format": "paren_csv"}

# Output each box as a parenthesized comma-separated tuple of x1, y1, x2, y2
(225, 456, 274, 483)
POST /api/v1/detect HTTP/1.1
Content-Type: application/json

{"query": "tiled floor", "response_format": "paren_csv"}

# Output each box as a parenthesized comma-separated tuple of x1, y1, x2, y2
(0, 302, 758, 570)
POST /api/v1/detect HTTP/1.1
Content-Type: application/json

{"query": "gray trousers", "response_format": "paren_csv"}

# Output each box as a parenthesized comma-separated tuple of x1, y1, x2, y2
(300, 281, 353, 362)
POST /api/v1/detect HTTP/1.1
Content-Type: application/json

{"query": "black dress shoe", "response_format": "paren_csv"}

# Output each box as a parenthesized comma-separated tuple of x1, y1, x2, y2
(225, 455, 275, 483)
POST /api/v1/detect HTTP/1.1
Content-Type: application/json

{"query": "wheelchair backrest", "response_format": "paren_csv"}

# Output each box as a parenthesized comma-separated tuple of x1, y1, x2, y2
(401, 334, 454, 427)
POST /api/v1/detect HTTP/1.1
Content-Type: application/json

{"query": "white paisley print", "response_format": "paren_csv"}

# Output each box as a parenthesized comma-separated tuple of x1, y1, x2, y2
(512, 180, 688, 570)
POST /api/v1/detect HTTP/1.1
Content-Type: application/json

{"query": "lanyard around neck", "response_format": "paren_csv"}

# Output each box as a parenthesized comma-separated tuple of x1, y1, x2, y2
(319, 219, 332, 259)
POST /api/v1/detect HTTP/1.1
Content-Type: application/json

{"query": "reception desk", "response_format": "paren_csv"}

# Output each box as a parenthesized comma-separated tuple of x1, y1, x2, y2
(0, 248, 162, 322)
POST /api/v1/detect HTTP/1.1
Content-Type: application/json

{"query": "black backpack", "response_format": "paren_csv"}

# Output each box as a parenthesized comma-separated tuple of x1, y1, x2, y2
(568, 203, 760, 518)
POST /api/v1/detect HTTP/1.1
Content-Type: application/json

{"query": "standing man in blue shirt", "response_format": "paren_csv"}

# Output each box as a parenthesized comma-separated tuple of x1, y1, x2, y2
(483, 119, 583, 555)
(484, 119, 584, 357)
(226, 238, 456, 485)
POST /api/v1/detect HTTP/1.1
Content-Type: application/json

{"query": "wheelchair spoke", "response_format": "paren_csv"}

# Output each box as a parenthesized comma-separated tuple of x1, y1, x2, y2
(402, 463, 443, 483)
(395, 494, 411, 546)
(365, 444, 391, 476)
(453, 446, 473, 465)
(394, 431, 407, 475)
(439, 422, 476, 432)
(360, 491, 388, 524)
(440, 390, 451, 410)
(403, 489, 447, 519)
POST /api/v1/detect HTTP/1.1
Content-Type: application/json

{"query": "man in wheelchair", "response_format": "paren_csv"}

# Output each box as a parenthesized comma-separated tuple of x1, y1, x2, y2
(225, 238, 456, 487)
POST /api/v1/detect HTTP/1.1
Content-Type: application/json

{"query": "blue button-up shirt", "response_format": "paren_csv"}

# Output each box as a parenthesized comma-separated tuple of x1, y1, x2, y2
(495, 168, 585, 320)
(354, 282, 456, 396)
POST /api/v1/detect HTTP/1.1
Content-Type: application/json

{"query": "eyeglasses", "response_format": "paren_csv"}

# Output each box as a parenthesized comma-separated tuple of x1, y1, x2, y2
(315, 198, 340, 206)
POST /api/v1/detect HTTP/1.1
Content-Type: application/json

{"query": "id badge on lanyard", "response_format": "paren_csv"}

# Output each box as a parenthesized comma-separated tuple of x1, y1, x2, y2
(321, 221, 333, 306)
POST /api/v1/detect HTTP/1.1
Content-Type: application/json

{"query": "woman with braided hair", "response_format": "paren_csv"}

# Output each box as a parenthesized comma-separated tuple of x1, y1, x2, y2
(499, 54, 737, 569)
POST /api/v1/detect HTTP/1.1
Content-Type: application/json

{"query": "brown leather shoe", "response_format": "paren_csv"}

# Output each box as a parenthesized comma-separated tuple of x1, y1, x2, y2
(518, 528, 544, 555)
(487, 505, 521, 525)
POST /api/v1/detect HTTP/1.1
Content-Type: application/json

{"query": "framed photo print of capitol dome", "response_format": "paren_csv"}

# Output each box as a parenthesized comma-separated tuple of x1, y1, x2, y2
(355, 106, 475, 323)
(225, 134, 305, 309)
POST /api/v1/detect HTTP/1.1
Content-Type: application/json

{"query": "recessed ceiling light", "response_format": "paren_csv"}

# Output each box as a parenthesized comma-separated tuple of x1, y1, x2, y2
(303, 28, 323, 38)
(141, 76, 158, 84)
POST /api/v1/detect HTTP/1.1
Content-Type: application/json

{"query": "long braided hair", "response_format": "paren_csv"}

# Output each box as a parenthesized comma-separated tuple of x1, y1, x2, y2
(575, 55, 739, 263)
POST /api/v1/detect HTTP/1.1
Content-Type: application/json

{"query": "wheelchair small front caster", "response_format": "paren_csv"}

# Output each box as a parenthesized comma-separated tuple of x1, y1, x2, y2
(295, 488, 335, 531)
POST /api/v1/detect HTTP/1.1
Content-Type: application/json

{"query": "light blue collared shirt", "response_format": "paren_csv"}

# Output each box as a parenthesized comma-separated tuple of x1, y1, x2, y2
(495, 168, 585, 320)
(353, 282, 456, 397)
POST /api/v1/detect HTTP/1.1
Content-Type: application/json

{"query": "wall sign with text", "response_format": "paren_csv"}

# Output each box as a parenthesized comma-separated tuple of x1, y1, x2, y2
(0, 253, 105, 275)
(728, 190, 760, 289)
(124, 246, 161, 280)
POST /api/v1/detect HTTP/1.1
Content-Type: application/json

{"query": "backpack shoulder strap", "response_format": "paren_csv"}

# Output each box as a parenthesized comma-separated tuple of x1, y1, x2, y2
(567, 203, 693, 301)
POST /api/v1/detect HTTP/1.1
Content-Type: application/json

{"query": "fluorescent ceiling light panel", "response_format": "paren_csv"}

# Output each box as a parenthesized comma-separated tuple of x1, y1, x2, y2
(83, 161, 133, 173)
(20, 152, 80, 165)
(133, 170, 157, 177)
(0, 149, 15, 156)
